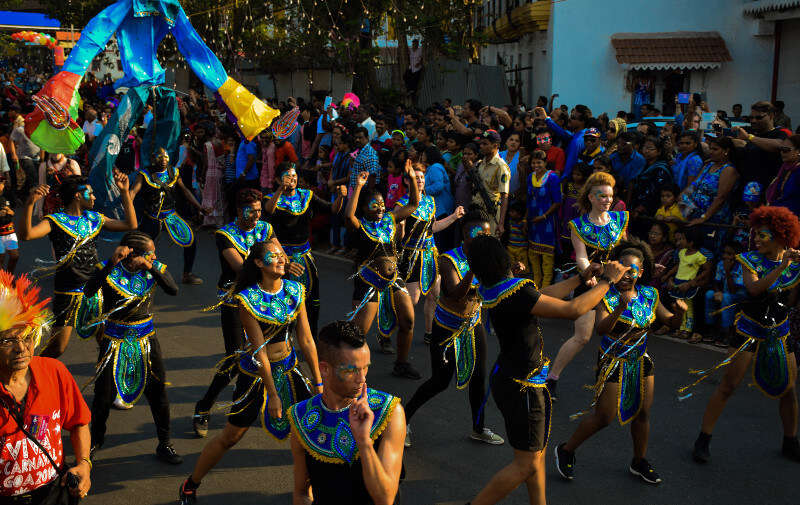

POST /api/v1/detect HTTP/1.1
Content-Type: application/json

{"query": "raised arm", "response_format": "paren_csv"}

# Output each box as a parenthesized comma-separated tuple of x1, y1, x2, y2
(345, 173, 367, 230)
(391, 160, 420, 222)
(18, 185, 52, 240)
(293, 303, 323, 394)
(531, 262, 628, 319)
(432, 206, 464, 233)
(102, 169, 138, 232)
(239, 305, 281, 419)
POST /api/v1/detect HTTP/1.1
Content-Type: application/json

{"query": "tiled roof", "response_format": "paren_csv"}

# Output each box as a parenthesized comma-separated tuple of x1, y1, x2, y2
(742, 0, 800, 15)
(611, 32, 732, 70)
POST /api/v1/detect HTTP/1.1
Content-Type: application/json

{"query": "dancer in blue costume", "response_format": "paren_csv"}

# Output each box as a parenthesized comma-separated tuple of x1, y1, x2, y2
(395, 162, 464, 346)
(464, 235, 628, 505)
(555, 240, 686, 485)
(83, 231, 183, 464)
(546, 171, 628, 400)
(180, 241, 323, 504)
(404, 210, 504, 447)
(263, 162, 348, 337)
(18, 174, 137, 358)
(344, 162, 422, 380)
(691, 206, 800, 464)
(130, 147, 209, 285)
(192, 188, 281, 437)
(289, 320, 405, 505)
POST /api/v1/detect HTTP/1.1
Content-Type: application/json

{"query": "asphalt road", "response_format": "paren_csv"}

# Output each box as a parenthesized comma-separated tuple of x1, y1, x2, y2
(16, 230, 798, 505)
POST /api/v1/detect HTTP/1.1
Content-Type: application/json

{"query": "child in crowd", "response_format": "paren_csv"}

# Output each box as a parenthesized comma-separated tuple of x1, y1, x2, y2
(704, 241, 746, 347)
(506, 200, 529, 274)
(315, 144, 332, 193)
(731, 181, 762, 251)
(558, 162, 591, 258)
(655, 183, 685, 240)
(384, 156, 407, 209)
(526, 149, 561, 288)
(326, 134, 354, 254)
(0, 177, 18, 273)
(648, 221, 676, 295)
(666, 227, 712, 342)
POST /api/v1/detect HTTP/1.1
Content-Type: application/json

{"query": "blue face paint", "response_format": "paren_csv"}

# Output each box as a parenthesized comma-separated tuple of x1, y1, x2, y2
(368, 198, 385, 212)
(78, 185, 93, 201)
(629, 263, 640, 279)
(243, 206, 253, 220)
(263, 251, 283, 265)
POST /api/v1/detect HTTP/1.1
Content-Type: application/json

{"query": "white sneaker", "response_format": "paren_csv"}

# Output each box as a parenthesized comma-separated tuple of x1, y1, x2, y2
(470, 428, 504, 445)
(404, 425, 412, 448)
(112, 396, 133, 410)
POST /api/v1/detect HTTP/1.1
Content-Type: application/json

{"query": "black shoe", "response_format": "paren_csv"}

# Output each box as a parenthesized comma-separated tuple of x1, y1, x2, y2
(377, 337, 395, 355)
(692, 432, 711, 463)
(546, 379, 558, 401)
(782, 437, 800, 462)
(179, 477, 198, 504)
(193, 406, 209, 438)
(156, 442, 183, 465)
(423, 332, 432, 345)
(554, 443, 575, 480)
(392, 361, 421, 380)
(629, 458, 662, 484)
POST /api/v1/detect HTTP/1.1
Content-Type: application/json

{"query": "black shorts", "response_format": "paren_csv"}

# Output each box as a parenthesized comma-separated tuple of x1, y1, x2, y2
(52, 291, 81, 328)
(227, 369, 310, 428)
(352, 276, 407, 303)
(597, 352, 654, 383)
(491, 370, 551, 452)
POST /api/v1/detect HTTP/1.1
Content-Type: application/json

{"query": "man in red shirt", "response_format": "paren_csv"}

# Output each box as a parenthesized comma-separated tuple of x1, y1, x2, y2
(536, 130, 566, 174)
(0, 273, 92, 500)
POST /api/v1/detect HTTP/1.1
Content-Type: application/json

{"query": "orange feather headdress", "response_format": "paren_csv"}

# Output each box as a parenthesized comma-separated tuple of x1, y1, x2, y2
(0, 271, 52, 346)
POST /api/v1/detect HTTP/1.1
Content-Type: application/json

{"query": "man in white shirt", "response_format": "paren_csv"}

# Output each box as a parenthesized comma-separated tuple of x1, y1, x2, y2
(405, 39, 423, 99)
(357, 106, 376, 140)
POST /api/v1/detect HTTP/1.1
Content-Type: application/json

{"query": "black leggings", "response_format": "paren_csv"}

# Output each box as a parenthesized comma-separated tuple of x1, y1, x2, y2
(139, 213, 197, 274)
(405, 322, 488, 432)
(196, 305, 245, 413)
(91, 336, 171, 447)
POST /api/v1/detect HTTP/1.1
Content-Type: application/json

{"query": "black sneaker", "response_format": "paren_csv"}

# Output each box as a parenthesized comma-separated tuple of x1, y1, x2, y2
(179, 477, 198, 504)
(193, 407, 209, 438)
(423, 333, 432, 345)
(392, 361, 421, 380)
(629, 458, 662, 484)
(782, 437, 800, 462)
(692, 433, 711, 463)
(546, 379, 558, 402)
(554, 443, 575, 480)
(156, 442, 184, 465)
(377, 337, 395, 355)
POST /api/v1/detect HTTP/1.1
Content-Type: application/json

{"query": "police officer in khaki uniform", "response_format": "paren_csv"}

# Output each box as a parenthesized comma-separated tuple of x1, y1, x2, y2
(473, 130, 510, 235)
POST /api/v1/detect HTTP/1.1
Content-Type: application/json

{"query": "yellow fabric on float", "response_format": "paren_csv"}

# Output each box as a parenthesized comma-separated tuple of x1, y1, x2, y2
(217, 77, 280, 141)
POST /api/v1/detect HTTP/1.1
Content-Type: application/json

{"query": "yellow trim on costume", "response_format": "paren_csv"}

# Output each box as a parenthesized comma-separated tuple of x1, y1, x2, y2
(140, 166, 180, 189)
(359, 213, 396, 244)
(233, 282, 306, 325)
(44, 212, 105, 240)
(481, 278, 537, 308)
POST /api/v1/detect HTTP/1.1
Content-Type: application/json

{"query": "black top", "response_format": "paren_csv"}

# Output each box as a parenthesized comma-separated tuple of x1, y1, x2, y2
(83, 261, 178, 321)
(0, 197, 13, 229)
(485, 282, 543, 378)
(45, 212, 103, 291)
(305, 437, 383, 505)
(737, 128, 788, 187)
(138, 167, 180, 217)
(267, 190, 330, 246)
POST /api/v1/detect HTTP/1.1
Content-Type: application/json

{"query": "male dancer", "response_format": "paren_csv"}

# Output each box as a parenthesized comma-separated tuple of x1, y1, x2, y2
(18, 173, 137, 358)
(192, 188, 279, 437)
(289, 320, 406, 505)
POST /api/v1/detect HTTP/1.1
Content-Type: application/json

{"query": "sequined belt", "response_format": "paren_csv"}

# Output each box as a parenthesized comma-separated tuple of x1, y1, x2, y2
(104, 317, 156, 341)
(434, 303, 480, 331)
(600, 335, 648, 361)
(358, 263, 398, 291)
(239, 345, 297, 376)
(735, 312, 790, 341)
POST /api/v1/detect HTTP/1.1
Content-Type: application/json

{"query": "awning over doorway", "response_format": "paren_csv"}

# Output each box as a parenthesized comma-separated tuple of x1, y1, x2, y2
(611, 31, 732, 70)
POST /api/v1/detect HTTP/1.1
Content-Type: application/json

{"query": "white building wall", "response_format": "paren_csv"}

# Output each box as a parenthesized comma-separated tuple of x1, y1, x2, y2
(547, 0, 774, 115)
(777, 18, 800, 122)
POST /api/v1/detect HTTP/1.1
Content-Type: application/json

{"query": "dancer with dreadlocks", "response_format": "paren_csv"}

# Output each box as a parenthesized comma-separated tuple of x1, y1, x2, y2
(82, 231, 182, 464)
(129, 147, 209, 285)
(192, 188, 280, 438)
(395, 162, 464, 347)
(344, 161, 421, 379)
(263, 161, 348, 338)
(690, 206, 800, 464)
(554, 239, 686, 485)
(18, 173, 137, 358)
(180, 241, 322, 504)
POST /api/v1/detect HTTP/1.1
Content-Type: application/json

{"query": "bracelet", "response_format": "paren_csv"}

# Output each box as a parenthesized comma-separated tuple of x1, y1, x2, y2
(81, 457, 92, 470)
(747, 133, 755, 142)
(314, 382, 323, 387)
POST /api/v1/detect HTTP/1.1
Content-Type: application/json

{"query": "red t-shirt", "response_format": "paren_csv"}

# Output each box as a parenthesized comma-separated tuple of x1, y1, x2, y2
(545, 146, 566, 174)
(0, 357, 90, 496)
(275, 143, 299, 166)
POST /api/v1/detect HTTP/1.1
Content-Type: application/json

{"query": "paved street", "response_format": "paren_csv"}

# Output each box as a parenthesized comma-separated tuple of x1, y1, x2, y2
(19, 230, 798, 505)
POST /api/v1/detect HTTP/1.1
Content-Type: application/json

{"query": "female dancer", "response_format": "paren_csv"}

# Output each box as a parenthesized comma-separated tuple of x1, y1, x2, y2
(404, 210, 503, 447)
(691, 206, 800, 464)
(344, 161, 421, 379)
(130, 147, 209, 285)
(83, 231, 182, 464)
(181, 241, 322, 503)
(464, 235, 627, 505)
(263, 162, 347, 337)
(555, 240, 686, 485)
(546, 171, 629, 400)
(395, 162, 463, 345)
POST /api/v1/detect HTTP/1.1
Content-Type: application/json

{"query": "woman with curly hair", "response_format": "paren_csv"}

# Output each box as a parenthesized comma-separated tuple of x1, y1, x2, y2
(554, 239, 686, 485)
(691, 206, 800, 464)
(546, 171, 628, 400)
